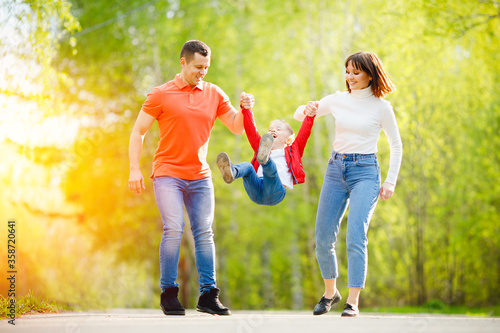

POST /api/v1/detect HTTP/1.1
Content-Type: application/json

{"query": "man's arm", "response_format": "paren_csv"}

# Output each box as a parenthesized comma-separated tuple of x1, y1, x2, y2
(218, 92, 255, 135)
(218, 109, 244, 135)
(128, 110, 156, 194)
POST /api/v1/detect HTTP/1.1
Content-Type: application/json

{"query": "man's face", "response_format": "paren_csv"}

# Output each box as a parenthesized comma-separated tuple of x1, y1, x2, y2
(180, 52, 210, 87)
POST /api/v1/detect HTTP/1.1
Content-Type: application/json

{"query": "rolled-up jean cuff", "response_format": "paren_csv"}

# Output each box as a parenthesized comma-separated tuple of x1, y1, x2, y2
(347, 284, 365, 289)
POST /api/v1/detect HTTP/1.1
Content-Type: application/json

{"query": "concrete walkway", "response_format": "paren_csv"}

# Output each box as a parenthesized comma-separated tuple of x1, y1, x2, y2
(2, 309, 499, 333)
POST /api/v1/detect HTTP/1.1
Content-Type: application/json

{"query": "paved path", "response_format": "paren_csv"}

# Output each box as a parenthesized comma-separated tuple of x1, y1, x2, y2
(2, 309, 499, 333)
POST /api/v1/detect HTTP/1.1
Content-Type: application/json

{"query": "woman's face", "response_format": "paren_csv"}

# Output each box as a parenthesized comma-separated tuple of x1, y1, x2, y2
(345, 61, 372, 90)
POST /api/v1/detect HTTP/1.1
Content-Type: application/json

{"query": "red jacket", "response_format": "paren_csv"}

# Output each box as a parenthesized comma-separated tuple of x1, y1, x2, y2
(242, 108, 315, 185)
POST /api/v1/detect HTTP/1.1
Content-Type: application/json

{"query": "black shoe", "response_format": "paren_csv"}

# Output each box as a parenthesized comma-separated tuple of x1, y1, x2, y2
(256, 133, 274, 164)
(313, 289, 342, 315)
(160, 287, 185, 315)
(217, 152, 236, 184)
(197, 288, 231, 315)
(341, 303, 359, 317)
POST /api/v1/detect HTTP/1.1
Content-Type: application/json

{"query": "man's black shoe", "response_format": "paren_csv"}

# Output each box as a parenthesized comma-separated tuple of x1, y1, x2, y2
(313, 289, 342, 315)
(160, 287, 185, 316)
(341, 303, 359, 317)
(197, 288, 231, 315)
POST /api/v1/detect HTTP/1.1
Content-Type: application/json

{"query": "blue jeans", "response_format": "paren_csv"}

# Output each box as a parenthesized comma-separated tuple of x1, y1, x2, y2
(315, 151, 380, 288)
(153, 176, 217, 293)
(234, 159, 286, 206)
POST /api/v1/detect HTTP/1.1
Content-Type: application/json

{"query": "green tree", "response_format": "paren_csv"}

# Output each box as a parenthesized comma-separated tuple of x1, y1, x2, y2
(3, 0, 498, 310)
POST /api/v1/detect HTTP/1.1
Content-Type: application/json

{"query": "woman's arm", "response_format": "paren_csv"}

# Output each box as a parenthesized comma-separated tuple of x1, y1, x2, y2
(293, 93, 337, 121)
(381, 103, 403, 187)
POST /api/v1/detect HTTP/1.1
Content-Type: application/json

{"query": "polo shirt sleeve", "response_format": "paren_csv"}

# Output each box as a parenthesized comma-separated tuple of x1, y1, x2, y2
(215, 86, 235, 116)
(141, 86, 163, 119)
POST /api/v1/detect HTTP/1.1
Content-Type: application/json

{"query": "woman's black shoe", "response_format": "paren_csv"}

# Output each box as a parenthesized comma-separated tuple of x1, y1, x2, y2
(341, 303, 359, 317)
(313, 289, 342, 315)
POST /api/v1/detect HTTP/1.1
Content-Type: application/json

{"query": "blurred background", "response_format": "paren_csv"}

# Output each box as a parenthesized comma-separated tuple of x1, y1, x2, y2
(0, 0, 499, 312)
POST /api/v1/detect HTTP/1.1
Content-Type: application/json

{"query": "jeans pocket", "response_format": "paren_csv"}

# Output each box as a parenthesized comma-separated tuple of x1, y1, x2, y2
(355, 159, 377, 167)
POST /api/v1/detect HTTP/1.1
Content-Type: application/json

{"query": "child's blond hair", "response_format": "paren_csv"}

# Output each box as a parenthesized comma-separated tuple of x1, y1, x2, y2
(272, 119, 295, 146)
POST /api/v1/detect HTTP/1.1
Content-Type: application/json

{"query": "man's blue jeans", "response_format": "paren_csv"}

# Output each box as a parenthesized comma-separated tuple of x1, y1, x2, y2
(153, 176, 217, 293)
(234, 159, 286, 206)
(315, 152, 381, 289)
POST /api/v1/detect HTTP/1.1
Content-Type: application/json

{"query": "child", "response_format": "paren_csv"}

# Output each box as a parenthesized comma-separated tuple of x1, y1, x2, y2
(216, 105, 316, 206)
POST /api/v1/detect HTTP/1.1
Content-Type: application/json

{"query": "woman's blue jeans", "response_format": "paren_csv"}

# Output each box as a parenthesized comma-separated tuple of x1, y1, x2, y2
(153, 176, 217, 293)
(234, 159, 286, 206)
(315, 151, 381, 288)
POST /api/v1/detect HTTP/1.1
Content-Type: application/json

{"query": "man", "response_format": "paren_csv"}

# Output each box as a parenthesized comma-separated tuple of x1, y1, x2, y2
(128, 40, 254, 316)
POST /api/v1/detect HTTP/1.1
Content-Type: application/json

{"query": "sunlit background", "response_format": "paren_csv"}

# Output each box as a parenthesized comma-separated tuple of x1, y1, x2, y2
(0, 0, 499, 312)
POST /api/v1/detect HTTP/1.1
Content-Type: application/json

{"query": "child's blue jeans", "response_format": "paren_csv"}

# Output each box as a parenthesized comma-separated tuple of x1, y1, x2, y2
(234, 159, 286, 206)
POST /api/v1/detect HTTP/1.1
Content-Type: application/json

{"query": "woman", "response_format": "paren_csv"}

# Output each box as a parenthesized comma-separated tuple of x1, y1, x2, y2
(294, 52, 403, 317)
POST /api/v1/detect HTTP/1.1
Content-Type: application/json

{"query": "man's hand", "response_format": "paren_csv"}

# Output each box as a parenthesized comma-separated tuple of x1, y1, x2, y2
(304, 101, 319, 117)
(379, 182, 395, 201)
(240, 92, 255, 109)
(129, 169, 145, 194)
(128, 110, 155, 195)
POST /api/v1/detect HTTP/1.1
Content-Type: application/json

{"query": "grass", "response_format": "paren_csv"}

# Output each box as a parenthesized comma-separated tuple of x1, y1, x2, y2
(0, 291, 65, 319)
(364, 300, 500, 317)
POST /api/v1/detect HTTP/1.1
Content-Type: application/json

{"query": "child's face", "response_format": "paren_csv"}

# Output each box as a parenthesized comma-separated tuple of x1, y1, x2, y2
(268, 120, 292, 149)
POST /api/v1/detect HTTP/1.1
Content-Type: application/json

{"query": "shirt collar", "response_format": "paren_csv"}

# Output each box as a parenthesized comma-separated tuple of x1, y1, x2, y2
(349, 86, 374, 99)
(174, 74, 204, 91)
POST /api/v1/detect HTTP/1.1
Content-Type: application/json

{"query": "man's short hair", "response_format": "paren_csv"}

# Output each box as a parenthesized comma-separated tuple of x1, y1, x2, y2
(180, 40, 211, 63)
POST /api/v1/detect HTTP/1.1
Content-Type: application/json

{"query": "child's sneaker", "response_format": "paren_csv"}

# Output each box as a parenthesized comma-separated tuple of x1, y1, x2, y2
(257, 133, 274, 165)
(217, 152, 235, 184)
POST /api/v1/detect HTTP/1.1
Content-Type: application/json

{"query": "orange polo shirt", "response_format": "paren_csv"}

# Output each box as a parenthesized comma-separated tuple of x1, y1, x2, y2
(141, 74, 236, 180)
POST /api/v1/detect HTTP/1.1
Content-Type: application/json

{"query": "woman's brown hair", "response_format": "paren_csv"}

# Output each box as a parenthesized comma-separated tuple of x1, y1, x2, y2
(345, 52, 396, 98)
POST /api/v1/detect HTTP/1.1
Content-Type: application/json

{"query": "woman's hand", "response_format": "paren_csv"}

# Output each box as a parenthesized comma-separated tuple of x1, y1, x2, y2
(304, 101, 319, 117)
(379, 182, 395, 201)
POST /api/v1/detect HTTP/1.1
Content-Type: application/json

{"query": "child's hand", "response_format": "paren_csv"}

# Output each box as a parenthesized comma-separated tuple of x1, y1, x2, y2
(304, 101, 319, 117)
(240, 92, 255, 109)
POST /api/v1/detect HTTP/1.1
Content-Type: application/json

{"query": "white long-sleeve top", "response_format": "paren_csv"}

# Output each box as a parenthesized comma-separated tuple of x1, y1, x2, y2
(294, 86, 403, 186)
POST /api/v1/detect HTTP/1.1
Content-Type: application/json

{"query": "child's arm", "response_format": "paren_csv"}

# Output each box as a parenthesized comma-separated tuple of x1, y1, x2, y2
(242, 108, 262, 153)
(292, 114, 315, 157)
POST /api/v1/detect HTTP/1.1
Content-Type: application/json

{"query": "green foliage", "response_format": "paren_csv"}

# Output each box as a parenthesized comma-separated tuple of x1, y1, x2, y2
(2, 0, 499, 311)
